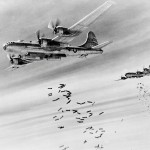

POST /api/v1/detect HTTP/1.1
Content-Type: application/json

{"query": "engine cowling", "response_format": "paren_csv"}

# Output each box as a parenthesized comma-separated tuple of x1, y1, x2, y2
(12, 58, 19, 65)
(10, 58, 28, 65)
(55, 27, 64, 35)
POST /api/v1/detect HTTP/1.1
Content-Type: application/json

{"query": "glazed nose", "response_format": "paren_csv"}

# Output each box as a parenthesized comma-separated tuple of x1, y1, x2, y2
(3, 43, 7, 50)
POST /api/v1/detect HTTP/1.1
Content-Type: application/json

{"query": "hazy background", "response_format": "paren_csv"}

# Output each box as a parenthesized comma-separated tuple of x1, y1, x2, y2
(0, 0, 150, 150)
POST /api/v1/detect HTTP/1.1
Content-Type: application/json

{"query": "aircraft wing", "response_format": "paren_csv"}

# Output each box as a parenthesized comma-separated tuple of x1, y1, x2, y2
(52, 1, 114, 43)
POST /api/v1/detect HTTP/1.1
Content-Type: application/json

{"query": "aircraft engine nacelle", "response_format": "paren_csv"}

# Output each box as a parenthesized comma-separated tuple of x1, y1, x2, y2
(41, 39, 48, 47)
(55, 26, 71, 36)
(55, 27, 64, 35)
(10, 58, 27, 65)
(7, 54, 25, 65)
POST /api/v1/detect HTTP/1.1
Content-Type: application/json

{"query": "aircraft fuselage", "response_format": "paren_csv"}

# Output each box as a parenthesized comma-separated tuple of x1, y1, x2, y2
(3, 40, 102, 64)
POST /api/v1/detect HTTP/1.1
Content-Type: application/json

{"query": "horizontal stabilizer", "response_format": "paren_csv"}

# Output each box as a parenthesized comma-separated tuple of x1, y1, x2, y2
(92, 41, 113, 49)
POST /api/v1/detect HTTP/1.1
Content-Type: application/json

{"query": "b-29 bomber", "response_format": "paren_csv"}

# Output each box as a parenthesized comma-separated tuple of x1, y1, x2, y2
(2, 1, 114, 70)
(117, 66, 150, 81)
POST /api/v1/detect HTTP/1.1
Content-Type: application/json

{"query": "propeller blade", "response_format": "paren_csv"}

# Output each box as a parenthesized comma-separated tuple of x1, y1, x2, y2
(48, 18, 61, 35)
(55, 18, 61, 27)
(36, 30, 42, 45)
(48, 19, 61, 29)
(36, 30, 40, 40)
(48, 21, 54, 30)
(52, 30, 55, 36)
(7, 55, 13, 64)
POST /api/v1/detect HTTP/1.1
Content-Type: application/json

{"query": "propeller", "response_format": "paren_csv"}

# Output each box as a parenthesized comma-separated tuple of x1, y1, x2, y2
(48, 18, 61, 34)
(36, 30, 41, 45)
(7, 54, 13, 64)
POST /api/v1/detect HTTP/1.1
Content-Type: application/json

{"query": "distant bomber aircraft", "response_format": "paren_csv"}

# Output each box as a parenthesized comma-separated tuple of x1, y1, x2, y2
(3, 1, 114, 70)
(116, 66, 150, 81)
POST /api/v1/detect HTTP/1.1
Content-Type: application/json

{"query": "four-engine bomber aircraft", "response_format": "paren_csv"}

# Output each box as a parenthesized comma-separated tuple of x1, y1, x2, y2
(3, 1, 114, 70)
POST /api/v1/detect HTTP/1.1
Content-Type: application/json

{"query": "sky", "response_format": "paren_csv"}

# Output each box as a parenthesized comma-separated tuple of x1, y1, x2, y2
(1, 0, 150, 150)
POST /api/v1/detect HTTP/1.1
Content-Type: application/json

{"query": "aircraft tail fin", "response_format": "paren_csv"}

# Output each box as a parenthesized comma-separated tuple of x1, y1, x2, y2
(79, 31, 98, 48)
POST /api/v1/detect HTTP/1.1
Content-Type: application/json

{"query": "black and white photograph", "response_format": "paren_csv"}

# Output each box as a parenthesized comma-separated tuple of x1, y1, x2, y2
(0, 0, 150, 150)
